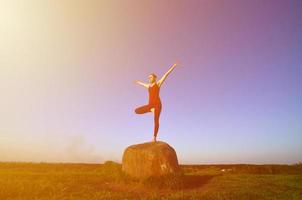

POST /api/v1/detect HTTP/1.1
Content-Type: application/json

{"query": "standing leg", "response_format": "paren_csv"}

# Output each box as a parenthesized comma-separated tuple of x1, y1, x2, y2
(153, 104, 162, 141)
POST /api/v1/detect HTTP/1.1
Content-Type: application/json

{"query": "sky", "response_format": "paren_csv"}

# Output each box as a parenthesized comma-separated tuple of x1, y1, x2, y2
(0, 0, 301, 164)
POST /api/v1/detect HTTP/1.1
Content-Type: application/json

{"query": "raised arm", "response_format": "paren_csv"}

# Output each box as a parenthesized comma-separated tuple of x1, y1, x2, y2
(157, 62, 178, 87)
(134, 80, 149, 88)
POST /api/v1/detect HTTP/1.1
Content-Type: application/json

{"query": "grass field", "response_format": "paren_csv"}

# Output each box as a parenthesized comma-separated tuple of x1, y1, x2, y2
(0, 162, 301, 200)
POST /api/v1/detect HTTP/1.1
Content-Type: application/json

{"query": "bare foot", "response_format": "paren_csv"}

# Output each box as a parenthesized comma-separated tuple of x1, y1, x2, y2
(153, 136, 157, 142)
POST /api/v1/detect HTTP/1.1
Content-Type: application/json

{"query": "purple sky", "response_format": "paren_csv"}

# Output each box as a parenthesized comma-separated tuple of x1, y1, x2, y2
(0, 0, 301, 164)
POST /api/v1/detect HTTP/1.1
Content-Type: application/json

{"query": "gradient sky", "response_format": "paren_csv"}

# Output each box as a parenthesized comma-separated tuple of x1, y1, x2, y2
(1, 0, 301, 164)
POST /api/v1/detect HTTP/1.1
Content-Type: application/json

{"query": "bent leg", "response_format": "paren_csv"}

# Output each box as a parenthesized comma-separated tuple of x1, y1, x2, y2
(135, 104, 152, 114)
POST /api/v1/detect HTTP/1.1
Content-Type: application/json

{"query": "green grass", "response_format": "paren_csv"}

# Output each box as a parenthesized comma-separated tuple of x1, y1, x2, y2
(0, 162, 301, 200)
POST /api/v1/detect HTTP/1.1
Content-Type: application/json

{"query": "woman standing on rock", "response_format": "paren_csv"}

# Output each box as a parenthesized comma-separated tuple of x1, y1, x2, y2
(134, 62, 179, 142)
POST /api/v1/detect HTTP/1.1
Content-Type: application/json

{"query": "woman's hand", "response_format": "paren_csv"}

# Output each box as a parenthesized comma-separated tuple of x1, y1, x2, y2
(174, 60, 181, 67)
(134, 80, 149, 88)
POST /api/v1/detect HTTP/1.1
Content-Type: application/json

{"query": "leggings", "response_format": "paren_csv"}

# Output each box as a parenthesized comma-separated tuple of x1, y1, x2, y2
(135, 103, 162, 137)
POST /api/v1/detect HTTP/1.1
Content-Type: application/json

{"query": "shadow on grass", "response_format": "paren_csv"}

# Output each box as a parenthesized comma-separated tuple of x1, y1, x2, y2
(181, 174, 215, 189)
(102, 162, 218, 190)
(126, 173, 218, 190)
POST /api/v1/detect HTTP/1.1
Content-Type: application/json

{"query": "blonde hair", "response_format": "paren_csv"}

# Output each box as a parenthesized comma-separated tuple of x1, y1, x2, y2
(149, 73, 157, 79)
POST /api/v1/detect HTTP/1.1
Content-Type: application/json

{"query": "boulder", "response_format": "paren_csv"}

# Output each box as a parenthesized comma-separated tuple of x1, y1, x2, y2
(122, 141, 181, 179)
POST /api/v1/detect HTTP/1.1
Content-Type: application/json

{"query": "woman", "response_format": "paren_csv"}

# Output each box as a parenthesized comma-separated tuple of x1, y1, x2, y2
(134, 62, 179, 142)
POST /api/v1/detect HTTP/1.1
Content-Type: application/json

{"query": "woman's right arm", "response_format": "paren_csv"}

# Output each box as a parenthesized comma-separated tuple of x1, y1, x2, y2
(134, 80, 149, 88)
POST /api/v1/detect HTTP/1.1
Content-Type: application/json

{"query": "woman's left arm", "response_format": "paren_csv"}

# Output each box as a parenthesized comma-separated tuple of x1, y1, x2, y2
(157, 62, 179, 87)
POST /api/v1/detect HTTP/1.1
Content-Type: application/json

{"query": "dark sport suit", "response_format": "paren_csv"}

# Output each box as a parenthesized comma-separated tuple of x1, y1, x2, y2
(134, 83, 162, 137)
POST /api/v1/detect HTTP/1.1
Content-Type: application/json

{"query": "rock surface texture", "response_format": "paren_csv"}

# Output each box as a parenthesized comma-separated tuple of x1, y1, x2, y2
(122, 141, 181, 179)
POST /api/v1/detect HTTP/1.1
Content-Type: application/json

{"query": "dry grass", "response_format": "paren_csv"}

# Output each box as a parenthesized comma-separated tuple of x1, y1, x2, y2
(0, 162, 301, 200)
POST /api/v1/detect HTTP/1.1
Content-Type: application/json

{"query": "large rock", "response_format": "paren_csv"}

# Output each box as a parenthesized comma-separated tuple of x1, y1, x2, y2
(122, 141, 181, 179)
